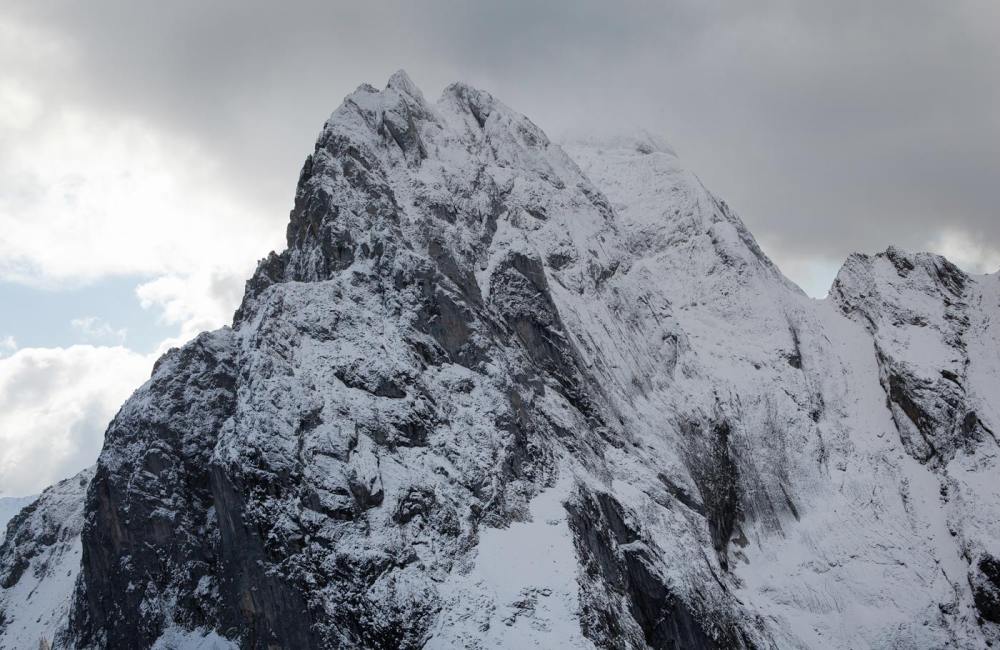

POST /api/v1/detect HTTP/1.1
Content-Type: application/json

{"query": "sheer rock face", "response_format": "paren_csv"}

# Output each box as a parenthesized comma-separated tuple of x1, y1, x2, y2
(2, 72, 999, 649)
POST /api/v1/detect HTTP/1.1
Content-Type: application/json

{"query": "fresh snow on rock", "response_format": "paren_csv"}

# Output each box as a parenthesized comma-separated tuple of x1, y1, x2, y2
(0, 468, 90, 650)
(427, 464, 594, 649)
(0, 496, 34, 544)
(1, 71, 998, 649)
(150, 628, 239, 650)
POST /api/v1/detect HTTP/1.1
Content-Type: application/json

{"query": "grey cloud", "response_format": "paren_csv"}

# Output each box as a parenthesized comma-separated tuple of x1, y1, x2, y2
(3, 0, 998, 286)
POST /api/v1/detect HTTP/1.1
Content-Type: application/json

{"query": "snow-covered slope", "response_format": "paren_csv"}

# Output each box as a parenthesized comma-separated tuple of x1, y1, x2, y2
(2, 72, 998, 649)
(0, 469, 90, 649)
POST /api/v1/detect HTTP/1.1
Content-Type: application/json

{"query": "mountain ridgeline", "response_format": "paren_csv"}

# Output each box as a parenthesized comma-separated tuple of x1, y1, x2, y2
(2, 71, 999, 649)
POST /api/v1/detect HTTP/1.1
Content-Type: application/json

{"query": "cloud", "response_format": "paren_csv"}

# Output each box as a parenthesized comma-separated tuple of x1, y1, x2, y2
(0, 9, 283, 344)
(136, 268, 248, 353)
(0, 345, 153, 496)
(70, 316, 128, 346)
(2, 1, 996, 299)
(930, 230, 1000, 275)
(754, 242, 845, 299)
(0, 336, 16, 357)
(0, 104, 282, 287)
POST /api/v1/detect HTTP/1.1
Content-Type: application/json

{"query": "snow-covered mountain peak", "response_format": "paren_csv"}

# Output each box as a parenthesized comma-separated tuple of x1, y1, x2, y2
(560, 128, 677, 158)
(2, 73, 999, 649)
(829, 245, 996, 464)
(240, 72, 624, 326)
(565, 135, 800, 307)
(833, 246, 969, 310)
(385, 68, 425, 100)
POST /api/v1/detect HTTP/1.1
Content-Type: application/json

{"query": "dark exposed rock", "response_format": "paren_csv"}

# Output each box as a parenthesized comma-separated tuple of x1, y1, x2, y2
(974, 555, 1000, 624)
(568, 489, 749, 649)
(211, 465, 322, 649)
(488, 250, 605, 426)
(393, 487, 437, 525)
(685, 421, 743, 570)
(657, 473, 706, 516)
(72, 331, 238, 649)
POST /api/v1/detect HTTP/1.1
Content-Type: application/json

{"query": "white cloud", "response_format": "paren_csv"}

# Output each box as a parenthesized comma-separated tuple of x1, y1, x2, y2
(929, 230, 1000, 275)
(0, 88, 277, 372)
(0, 16, 275, 497)
(0, 15, 282, 297)
(136, 267, 249, 353)
(70, 316, 127, 345)
(0, 79, 42, 131)
(0, 104, 282, 287)
(0, 345, 154, 496)
(0, 336, 16, 357)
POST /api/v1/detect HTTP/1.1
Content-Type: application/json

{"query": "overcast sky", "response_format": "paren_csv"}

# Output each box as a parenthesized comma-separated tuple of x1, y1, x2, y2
(1, 1, 998, 495)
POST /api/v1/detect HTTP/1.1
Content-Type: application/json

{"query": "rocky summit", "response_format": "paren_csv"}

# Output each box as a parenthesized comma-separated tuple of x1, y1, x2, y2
(2, 71, 999, 649)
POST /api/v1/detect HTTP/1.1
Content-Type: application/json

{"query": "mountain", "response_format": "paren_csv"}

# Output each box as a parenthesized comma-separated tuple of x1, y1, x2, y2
(0, 497, 36, 542)
(1, 71, 998, 649)
(0, 471, 89, 649)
